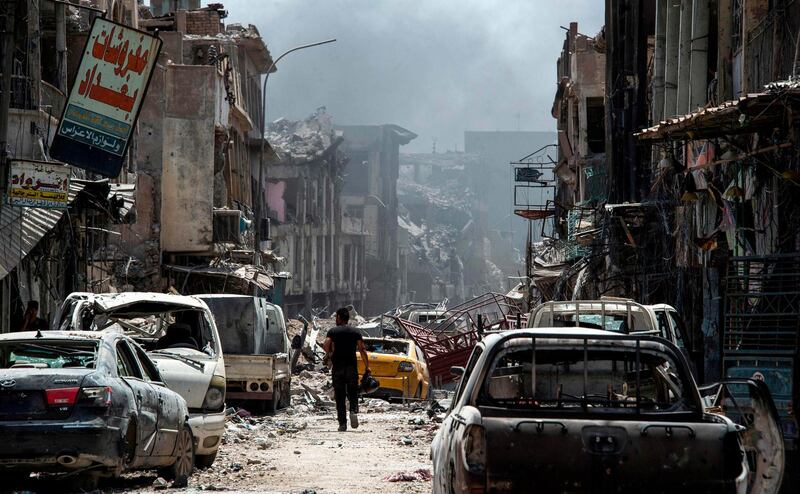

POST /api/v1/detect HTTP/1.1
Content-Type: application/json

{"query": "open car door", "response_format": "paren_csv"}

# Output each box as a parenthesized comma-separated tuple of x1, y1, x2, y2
(700, 379, 785, 494)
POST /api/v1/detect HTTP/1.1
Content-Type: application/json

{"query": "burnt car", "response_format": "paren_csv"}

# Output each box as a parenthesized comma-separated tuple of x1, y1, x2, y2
(432, 328, 785, 494)
(0, 330, 195, 489)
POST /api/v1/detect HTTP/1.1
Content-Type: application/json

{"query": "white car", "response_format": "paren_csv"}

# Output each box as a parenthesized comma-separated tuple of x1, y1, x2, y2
(53, 292, 226, 468)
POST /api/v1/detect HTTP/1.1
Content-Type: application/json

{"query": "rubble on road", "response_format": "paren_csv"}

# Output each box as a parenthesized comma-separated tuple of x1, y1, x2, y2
(383, 469, 433, 482)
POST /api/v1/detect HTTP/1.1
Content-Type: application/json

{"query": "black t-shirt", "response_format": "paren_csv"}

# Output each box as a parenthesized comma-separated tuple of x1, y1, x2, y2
(327, 325, 362, 369)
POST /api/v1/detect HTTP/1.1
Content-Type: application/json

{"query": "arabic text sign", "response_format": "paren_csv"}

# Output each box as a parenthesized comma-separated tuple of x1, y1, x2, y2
(51, 18, 161, 177)
(8, 160, 71, 209)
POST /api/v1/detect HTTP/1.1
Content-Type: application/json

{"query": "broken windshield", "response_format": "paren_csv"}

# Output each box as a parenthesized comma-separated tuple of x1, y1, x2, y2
(478, 344, 690, 413)
(364, 339, 409, 355)
(91, 308, 218, 356)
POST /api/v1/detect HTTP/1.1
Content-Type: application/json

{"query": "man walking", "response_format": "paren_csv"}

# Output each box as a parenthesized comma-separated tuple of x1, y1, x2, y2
(323, 308, 370, 432)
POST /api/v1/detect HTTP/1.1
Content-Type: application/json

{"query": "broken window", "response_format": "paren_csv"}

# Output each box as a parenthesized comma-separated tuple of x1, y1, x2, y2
(586, 97, 605, 154)
(343, 152, 370, 195)
(479, 346, 688, 413)
(0, 340, 98, 369)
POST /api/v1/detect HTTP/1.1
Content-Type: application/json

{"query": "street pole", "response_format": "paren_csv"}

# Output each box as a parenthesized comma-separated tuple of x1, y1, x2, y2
(254, 38, 336, 263)
(0, 0, 16, 189)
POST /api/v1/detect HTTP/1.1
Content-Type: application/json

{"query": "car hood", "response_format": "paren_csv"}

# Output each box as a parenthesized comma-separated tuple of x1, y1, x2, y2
(149, 350, 223, 408)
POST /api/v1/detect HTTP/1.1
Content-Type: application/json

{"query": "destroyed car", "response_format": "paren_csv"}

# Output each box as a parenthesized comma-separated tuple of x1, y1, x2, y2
(0, 331, 194, 489)
(529, 299, 701, 373)
(357, 337, 430, 400)
(53, 292, 226, 468)
(196, 294, 291, 413)
(431, 329, 784, 494)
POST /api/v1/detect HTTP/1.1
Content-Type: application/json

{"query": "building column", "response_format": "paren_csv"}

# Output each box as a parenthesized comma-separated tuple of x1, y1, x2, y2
(689, 0, 709, 110)
(676, 0, 694, 115)
(653, 0, 668, 123)
(664, 0, 680, 117)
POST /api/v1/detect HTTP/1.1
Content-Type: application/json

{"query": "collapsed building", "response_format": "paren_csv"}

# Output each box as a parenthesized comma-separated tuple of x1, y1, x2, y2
(398, 151, 505, 303)
(264, 109, 367, 316)
(336, 124, 417, 315)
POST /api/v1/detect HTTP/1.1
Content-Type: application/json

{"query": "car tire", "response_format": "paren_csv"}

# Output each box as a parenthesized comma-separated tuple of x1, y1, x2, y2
(279, 381, 291, 408)
(160, 424, 194, 485)
(195, 451, 217, 469)
(270, 385, 279, 414)
(415, 383, 423, 399)
(68, 471, 101, 491)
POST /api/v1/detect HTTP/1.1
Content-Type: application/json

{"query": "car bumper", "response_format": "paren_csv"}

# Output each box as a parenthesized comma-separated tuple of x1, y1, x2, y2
(0, 417, 126, 472)
(366, 375, 423, 399)
(188, 412, 224, 456)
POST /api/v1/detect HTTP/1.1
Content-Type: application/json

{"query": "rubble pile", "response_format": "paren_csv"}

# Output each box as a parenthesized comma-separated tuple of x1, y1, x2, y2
(266, 108, 342, 163)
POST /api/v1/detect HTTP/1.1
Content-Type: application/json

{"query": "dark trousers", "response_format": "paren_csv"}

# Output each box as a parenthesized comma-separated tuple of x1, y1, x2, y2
(332, 365, 359, 425)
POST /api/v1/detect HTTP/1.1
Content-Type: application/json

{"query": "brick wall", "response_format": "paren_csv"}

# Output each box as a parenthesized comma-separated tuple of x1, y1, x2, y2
(185, 10, 221, 36)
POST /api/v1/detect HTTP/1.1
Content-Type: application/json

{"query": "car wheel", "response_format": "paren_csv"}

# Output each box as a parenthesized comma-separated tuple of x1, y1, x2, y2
(415, 383, 423, 399)
(269, 384, 280, 414)
(195, 451, 217, 469)
(160, 424, 194, 485)
(279, 381, 291, 408)
(68, 471, 101, 491)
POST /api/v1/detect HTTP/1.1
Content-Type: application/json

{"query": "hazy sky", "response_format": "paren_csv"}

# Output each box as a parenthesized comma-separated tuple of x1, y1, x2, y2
(223, 0, 604, 153)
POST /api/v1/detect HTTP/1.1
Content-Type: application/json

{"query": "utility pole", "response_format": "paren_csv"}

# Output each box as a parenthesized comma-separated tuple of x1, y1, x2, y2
(27, 0, 40, 110)
(0, 0, 16, 187)
(55, 0, 67, 93)
(254, 38, 336, 264)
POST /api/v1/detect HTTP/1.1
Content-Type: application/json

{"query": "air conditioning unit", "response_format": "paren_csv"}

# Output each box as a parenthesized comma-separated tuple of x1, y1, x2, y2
(213, 209, 243, 244)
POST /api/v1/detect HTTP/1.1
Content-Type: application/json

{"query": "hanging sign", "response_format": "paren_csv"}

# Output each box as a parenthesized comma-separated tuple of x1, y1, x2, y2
(7, 160, 71, 209)
(50, 17, 161, 177)
(515, 167, 544, 182)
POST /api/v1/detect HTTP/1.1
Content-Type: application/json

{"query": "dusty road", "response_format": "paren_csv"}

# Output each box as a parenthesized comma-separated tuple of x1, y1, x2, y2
(13, 400, 436, 494)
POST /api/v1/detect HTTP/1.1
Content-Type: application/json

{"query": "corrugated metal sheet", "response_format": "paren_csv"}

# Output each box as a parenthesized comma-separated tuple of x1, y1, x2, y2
(0, 182, 86, 279)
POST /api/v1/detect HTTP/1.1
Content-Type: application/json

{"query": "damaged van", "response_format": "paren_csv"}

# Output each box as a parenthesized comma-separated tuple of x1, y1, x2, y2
(53, 292, 226, 468)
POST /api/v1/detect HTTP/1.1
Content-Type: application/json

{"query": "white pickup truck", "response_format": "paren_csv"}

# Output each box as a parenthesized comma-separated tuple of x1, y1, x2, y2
(528, 298, 702, 374)
(196, 295, 291, 413)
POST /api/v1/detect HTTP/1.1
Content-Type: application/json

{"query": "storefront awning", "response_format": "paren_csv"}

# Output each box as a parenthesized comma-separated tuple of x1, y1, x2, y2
(636, 84, 800, 141)
(0, 182, 86, 279)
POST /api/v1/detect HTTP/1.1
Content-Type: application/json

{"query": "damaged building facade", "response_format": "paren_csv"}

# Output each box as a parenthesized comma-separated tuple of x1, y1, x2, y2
(109, 1, 278, 296)
(538, 0, 800, 457)
(0, 0, 142, 329)
(263, 110, 366, 316)
(336, 124, 417, 315)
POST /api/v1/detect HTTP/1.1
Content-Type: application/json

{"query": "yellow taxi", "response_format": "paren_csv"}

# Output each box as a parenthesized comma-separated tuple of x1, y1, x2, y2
(356, 337, 430, 400)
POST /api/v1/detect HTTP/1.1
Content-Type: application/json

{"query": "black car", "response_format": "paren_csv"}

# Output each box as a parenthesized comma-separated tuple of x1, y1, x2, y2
(0, 330, 195, 489)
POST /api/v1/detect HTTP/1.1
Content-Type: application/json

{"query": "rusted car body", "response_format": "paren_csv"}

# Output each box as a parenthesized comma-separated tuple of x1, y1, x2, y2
(0, 331, 194, 488)
(431, 329, 785, 494)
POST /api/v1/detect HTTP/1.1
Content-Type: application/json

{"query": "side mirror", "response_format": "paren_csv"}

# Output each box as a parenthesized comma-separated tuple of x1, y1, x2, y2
(450, 366, 465, 377)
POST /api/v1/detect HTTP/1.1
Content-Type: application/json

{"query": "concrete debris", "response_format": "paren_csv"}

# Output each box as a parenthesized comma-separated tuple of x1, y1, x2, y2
(152, 477, 169, 490)
(266, 108, 343, 164)
(383, 469, 432, 482)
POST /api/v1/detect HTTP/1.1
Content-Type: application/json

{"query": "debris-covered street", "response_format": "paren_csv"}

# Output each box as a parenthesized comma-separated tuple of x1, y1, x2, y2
(4, 0, 800, 493)
(120, 401, 436, 493)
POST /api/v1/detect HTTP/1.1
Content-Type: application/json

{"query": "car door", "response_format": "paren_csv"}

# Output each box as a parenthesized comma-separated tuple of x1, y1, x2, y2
(700, 379, 785, 494)
(116, 340, 159, 459)
(131, 342, 182, 457)
(435, 345, 483, 493)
